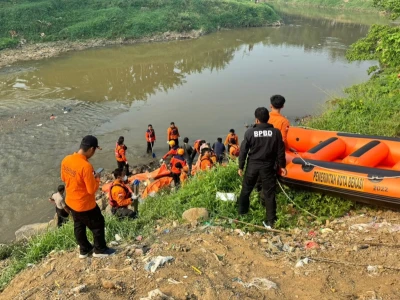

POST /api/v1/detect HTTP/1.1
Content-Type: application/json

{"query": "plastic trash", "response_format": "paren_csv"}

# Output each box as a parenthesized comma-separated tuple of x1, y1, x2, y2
(216, 192, 237, 202)
(144, 256, 174, 273)
(320, 228, 334, 234)
(139, 289, 172, 300)
(36, 124, 42, 127)
(236, 278, 277, 290)
(115, 234, 122, 242)
(70, 284, 86, 293)
(295, 257, 309, 268)
(350, 222, 400, 232)
(305, 241, 319, 249)
(308, 230, 317, 237)
(367, 265, 378, 273)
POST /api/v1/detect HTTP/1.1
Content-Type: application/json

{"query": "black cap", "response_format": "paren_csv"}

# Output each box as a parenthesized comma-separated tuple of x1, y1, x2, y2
(81, 135, 102, 150)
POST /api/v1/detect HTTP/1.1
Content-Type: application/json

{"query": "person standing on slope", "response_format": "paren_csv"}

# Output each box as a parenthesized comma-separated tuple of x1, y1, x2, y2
(237, 107, 286, 228)
(61, 135, 115, 258)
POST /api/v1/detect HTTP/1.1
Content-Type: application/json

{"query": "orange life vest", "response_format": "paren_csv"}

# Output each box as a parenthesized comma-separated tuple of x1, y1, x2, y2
(107, 183, 132, 207)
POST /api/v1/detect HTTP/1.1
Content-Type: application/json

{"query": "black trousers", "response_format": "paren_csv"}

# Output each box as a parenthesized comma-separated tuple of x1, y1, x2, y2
(147, 141, 154, 154)
(70, 205, 107, 254)
(117, 161, 130, 175)
(111, 207, 137, 219)
(238, 163, 277, 223)
(169, 139, 179, 149)
(56, 207, 69, 227)
(171, 172, 181, 187)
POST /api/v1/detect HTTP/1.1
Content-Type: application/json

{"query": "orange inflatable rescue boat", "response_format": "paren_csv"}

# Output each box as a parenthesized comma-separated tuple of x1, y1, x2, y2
(281, 127, 400, 208)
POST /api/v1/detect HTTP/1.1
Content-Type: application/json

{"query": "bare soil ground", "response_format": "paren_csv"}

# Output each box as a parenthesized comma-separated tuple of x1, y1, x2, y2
(2, 209, 400, 300)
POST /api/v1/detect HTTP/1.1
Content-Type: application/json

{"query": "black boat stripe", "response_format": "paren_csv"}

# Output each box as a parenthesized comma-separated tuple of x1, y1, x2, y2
(350, 140, 381, 158)
(307, 137, 338, 154)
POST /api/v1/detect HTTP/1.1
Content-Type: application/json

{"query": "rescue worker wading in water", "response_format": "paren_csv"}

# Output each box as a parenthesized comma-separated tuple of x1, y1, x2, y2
(108, 169, 138, 219)
(237, 107, 286, 228)
(170, 148, 187, 187)
(115, 136, 130, 175)
(146, 124, 156, 154)
(167, 122, 180, 149)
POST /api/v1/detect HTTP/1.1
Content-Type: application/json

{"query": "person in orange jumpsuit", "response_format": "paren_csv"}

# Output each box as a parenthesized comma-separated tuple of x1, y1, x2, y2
(268, 95, 290, 147)
(108, 169, 137, 219)
(115, 136, 130, 175)
(229, 139, 240, 160)
(224, 129, 239, 152)
(167, 122, 180, 148)
(145, 124, 156, 154)
(200, 148, 214, 171)
(61, 135, 115, 258)
(170, 148, 187, 187)
(161, 140, 179, 163)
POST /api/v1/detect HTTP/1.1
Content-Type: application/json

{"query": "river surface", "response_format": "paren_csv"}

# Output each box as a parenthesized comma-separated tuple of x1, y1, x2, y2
(0, 10, 384, 242)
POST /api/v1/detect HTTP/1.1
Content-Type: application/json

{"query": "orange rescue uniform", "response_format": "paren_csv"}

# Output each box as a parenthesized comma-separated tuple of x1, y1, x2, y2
(61, 153, 99, 212)
(200, 157, 213, 171)
(224, 133, 239, 146)
(229, 144, 240, 159)
(167, 127, 180, 140)
(162, 147, 178, 160)
(115, 144, 127, 162)
(170, 155, 187, 174)
(268, 111, 290, 144)
(110, 179, 133, 207)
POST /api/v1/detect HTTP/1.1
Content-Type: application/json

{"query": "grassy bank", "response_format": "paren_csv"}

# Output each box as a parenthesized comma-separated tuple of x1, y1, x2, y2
(0, 161, 353, 291)
(0, 0, 279, 50)
(268, 0, 375, 11)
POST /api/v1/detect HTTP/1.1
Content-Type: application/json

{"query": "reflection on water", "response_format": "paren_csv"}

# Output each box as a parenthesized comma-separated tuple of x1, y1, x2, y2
(0, 13, 377, 242)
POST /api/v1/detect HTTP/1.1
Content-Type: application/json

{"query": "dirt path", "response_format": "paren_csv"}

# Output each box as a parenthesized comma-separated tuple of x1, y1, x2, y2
(2, 209, 400, 299)
(0, 30, 203, 70)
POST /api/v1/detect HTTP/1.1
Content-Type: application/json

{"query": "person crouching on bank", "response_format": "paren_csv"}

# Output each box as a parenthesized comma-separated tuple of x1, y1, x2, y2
(108, 169, 138, 219)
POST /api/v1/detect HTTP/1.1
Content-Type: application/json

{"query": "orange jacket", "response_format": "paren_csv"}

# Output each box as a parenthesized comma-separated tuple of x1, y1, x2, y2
(145, 129, 156, 142)
(224, 133, 239, 146)
(229, 144, 240, 159)
(115, 144, 127, 162)
(109, 179, 133, 207)
(200, 156, 213, 170)
(61, 153, 99, 212)
(170, 155, 187, 174)
(162, 147, 178, 160)
(167, 126, 180, 140)
(269, 111, 290, 144)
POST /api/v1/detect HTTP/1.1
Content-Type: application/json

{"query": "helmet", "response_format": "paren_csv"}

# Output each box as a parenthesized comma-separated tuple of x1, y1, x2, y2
(177, 148, 184, 156)
(169, 140, 176, 147)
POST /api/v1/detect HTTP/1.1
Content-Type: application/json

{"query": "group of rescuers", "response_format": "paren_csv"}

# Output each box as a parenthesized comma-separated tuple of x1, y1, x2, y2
(51, 95, 289, 258)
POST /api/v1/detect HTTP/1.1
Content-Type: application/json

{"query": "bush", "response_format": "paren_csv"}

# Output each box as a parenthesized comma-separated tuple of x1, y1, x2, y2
(0, 38, 19, 50)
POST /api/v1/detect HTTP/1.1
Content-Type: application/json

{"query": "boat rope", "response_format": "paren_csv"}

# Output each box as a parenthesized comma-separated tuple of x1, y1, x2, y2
(277, 180, 319, 220)
(290, 149, 400, 180)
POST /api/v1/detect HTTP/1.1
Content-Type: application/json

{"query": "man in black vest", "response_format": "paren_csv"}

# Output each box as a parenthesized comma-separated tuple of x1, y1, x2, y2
(237, 107, 287, 228)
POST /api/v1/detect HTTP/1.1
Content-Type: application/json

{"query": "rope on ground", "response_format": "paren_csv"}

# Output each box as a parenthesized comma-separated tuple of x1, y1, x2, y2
(310, 256, 400, 272)
(218, 215, 292, 235)
(277, 180, 319, 220)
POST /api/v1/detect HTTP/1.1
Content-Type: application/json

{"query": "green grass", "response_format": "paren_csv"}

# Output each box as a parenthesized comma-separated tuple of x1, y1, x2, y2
(0, 0, 279, 49)
(0, 38, 19, 50)
(304, 69, 400, 136)
(0, 161, 353, 291)
(268, 0, 376, 11)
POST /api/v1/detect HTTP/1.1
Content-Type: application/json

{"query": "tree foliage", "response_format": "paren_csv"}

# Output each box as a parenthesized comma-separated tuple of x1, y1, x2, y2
(373, 0, 400, 20)
(346, 24, 400, 68)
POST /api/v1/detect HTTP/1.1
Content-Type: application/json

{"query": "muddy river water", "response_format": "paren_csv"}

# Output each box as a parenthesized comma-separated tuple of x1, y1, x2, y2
(0, 10, 385, 242)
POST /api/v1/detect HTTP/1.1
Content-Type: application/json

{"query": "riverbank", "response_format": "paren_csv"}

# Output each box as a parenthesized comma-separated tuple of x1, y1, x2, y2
(2, 208, 400, 299)
(0, 31, 203, 69)
(0, 0, 279, 63)
(268, 0, 376, 11)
